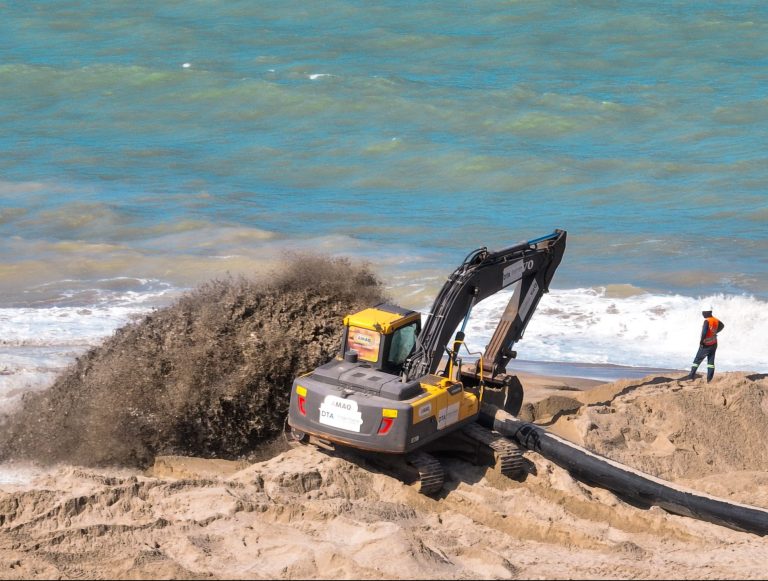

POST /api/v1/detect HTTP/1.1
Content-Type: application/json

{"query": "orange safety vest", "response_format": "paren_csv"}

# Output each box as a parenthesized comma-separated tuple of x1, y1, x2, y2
(702, 316, 720, 346)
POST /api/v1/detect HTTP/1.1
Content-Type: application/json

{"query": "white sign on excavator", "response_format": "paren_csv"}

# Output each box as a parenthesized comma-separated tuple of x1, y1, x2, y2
(319, 395, 363, 432)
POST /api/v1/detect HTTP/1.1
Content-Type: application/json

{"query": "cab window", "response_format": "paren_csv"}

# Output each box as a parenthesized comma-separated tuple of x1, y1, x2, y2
(387, 322, 419, 369)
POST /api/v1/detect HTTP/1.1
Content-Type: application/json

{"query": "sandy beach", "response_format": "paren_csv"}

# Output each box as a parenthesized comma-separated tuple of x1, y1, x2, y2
(3, 368, 768, 580)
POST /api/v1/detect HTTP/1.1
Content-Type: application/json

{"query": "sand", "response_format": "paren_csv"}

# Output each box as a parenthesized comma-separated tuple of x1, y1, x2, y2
(3, 369, 768, 580)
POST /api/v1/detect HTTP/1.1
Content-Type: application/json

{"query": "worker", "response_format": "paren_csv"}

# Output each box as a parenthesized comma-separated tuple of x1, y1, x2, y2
(686, 305, 725, 382)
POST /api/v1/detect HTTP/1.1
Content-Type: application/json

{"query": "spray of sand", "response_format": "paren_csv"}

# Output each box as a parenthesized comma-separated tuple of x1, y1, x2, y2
(0, 253, 387, 468)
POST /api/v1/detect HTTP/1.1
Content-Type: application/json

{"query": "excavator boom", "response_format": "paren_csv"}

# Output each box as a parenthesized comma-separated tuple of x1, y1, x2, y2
(403, 229, 566, 381)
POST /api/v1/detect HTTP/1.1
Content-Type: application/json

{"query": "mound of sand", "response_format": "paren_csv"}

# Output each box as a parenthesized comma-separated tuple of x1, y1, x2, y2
(542, 371, 768, 508)
(0, 254, 387, 468)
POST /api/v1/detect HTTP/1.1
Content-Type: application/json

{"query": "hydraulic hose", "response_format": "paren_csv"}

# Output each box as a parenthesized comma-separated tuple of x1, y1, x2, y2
(478, 403, 768, 536)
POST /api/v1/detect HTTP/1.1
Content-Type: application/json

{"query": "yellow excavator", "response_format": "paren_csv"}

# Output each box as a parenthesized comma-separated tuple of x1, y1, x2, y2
(288, 230, 567, 493)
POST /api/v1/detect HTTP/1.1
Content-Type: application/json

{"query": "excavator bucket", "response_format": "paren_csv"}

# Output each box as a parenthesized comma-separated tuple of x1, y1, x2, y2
(459, 364, 524, 416)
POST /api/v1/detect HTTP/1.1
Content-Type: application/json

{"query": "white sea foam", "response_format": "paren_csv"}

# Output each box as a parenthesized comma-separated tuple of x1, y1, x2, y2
(0, 301, 160, 413)
(460, 288, 768, 374)
(2, 286, 765, 417)
(0, 305, 151, 347)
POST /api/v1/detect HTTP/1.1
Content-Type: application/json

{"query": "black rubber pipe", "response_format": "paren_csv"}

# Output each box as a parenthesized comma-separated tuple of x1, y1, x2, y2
(479, 404, 768, 536)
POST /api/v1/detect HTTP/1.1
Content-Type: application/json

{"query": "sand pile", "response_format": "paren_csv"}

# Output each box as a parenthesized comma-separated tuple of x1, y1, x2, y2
(0, 254, 387, 468)
(540, 371, 768, 508)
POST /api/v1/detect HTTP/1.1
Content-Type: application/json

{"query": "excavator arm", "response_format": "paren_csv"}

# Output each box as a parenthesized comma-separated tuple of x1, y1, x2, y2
(402, 229, 566, 382)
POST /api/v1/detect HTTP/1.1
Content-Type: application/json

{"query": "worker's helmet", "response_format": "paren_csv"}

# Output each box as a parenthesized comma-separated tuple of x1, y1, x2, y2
(701, 303, 713, 315)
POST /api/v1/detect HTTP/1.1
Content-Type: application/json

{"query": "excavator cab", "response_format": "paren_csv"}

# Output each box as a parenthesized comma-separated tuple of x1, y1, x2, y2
(340, 304, 421, 376)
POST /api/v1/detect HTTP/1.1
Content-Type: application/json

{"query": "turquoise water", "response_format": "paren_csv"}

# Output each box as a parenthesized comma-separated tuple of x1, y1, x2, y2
(1, 1, 767, 393)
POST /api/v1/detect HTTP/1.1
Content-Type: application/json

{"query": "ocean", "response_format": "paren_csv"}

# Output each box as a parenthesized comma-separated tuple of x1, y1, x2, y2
(2, 0, 767, 425)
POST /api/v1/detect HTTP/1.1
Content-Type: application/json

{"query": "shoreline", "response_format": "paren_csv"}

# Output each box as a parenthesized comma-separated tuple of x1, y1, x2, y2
(503, 359, 687, 407)
(506, 358, 684, 383)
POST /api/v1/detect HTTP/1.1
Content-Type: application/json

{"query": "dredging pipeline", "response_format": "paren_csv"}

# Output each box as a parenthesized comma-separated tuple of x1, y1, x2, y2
(478, 403, 768, 536)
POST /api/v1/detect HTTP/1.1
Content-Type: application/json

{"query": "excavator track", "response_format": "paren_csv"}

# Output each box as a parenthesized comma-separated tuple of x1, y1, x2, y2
(358, 450, 445, 495)
(461, 422, 526, 479)
(406, 451, 445, 495)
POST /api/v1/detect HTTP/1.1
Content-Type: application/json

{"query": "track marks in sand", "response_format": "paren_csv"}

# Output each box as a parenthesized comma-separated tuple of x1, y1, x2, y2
(437, 456, 699, 551)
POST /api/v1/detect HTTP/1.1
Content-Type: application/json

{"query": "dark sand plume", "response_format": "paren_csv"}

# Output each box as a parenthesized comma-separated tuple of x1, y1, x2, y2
(0, 254, 387, 468)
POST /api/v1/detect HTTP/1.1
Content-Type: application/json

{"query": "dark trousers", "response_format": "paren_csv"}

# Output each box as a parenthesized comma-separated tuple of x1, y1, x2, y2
(689, 344, 717, 382)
